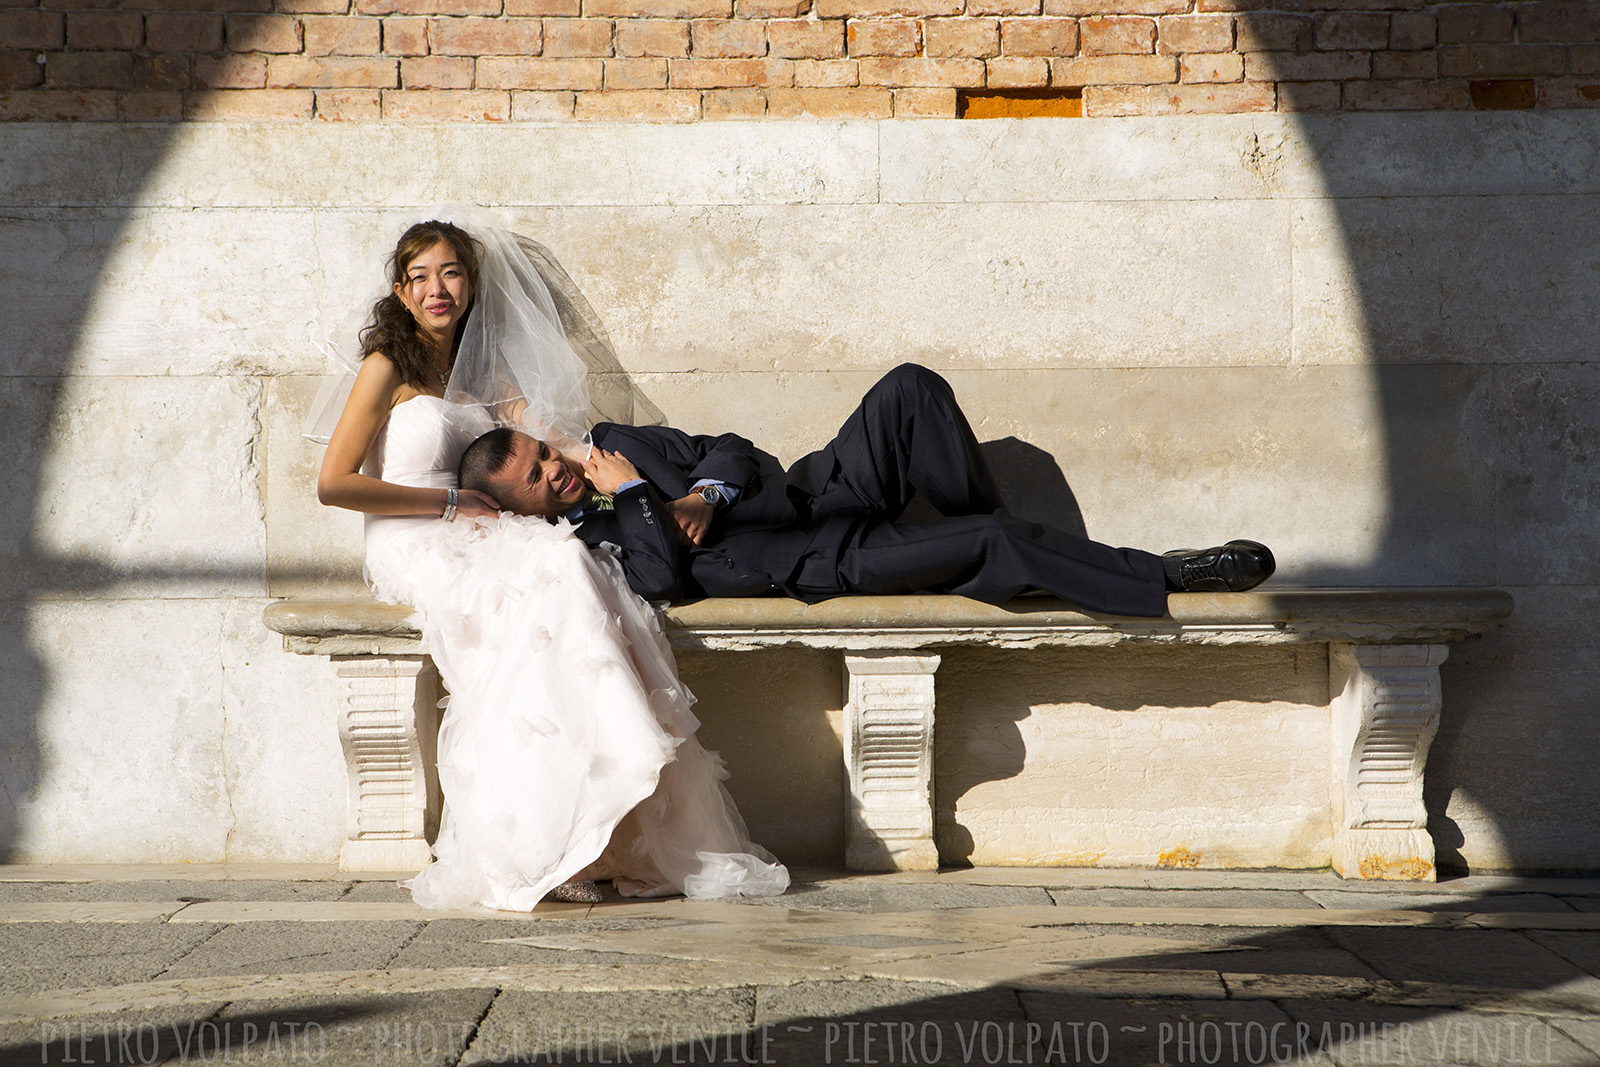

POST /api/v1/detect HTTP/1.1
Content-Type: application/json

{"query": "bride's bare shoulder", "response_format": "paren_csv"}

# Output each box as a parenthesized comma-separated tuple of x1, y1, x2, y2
(354, 351, 423, 407)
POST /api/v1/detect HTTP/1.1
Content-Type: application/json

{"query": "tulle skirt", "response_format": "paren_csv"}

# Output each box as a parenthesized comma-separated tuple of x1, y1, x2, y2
(365, 512, 788, 910)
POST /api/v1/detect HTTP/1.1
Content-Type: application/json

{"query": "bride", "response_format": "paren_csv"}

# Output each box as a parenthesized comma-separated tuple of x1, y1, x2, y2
(311, 213, 789, 910)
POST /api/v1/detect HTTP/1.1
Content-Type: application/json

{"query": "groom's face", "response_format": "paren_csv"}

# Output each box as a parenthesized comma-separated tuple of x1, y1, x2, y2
(487, 433, 589, 517)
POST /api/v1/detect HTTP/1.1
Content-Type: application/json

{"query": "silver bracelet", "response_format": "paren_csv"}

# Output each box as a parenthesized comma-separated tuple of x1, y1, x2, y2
(443, 488, 458, 522)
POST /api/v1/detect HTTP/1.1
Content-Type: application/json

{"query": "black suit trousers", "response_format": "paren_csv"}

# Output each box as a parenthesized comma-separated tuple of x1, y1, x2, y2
(788, 364, 1169, 617)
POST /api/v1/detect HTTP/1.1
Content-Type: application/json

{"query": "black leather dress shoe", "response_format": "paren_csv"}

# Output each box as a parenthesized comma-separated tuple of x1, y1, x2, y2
(1162, 540, 1276, 593)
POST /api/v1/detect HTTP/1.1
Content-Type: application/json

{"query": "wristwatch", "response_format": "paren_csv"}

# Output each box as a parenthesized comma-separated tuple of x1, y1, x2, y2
(692, 483, 726, 507)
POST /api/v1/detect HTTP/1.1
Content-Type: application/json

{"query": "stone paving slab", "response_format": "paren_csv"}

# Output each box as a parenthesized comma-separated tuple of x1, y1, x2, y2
(4, 866, 1600, 1067)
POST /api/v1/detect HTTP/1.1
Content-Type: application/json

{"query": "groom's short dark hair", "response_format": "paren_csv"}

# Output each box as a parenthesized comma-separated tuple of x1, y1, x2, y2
(459, 427, 519, 500)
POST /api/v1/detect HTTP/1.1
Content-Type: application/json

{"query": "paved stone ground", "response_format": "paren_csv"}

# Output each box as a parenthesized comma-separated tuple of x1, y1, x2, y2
(2, 865, 1599, 1067)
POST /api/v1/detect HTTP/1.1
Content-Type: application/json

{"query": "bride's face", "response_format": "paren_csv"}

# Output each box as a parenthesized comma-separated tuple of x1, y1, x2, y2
(488, 433, 589, 517)
(394, 239, 472, 345)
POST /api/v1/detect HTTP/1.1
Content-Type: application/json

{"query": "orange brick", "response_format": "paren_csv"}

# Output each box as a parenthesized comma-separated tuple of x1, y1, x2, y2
(1084, 79, 1270, 115)
(1180, 51, 1240, 81)
(357, 0, 502, 14)
(769, 19, 843, 59)
(669, 56, 792, 86)
(403, 54, 474, 84)
(584, 0, 730, 18)
(147, 13, 223, 52)
(794, 56, 857, 83)
(925, 17, 997, 58)
(1469, 77, 1535, 107)
(1389, 11, 1434, 49)
(383, 17, 429, 52)
(1344, 78, 1471, 109)
(1314, 11, 1386, 50)
(118, 90, 183, 120)
(226, 14, 303, 52)
(856, 55, 982, 85)
(0, 11, 63, 51)
(1440, 44, 1565, 77)
(430, 17, 543, 54)
(968, 0, 1037, 15)
(1081, 16, 1153, 56)
(891, 84, 954, 113)
(999, 17, 1075, 56)
(305, 16, 382, 54)
(766, 83, 889, 113)
(1243, 49, 1367, 81)
(1235, 13, 1310, 52)
(133, 53, 190, 89)
(693, 17, 766, 56)
(616, 19, 690, 56)
(1045, 0, 1183, 13)
(185, 88, 314, 119)
(195, 53, 267, 88)
(1156, 13, 1230, 54)
(67, 11, 142, 50)
(572, 87, 700, 118)
(848, 18, 919, 56)
(509, 88, 576, 115)
(1373, 50, 1435, 78)
(46, 52, 132, 89)
(702, 85, 766, 115)
(509, 0, 580, 14)
(314, 86, 383, 116)
(1539, 77, 1600, 107)
(0, 89, 116, 120)
(816, 0, 959, 19)
(383, 86, 511, 116)
(1520, 2, 1600, 44)
(544, 17, 613, 54)
(737, 0, 809, 15)
(1437, 4, 1513, 44)
(984, 54, 1047, 85)
(0, 52, 43, 90)
(604, 55, 667, 85)
(268, 55, 400, 86)
(276, 0, 354, 11)
(1277, 80, 1340, 110)
(1048, 52, 1173, 84)
(479, 55, 602, 85)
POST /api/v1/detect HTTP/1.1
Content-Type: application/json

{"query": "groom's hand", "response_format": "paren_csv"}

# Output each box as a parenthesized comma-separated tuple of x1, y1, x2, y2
(583, 448, 640, 495)
(666, 494, 714, 545)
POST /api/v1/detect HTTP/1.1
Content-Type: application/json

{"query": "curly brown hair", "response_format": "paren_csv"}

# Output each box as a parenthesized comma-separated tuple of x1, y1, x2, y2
(359, 220, 484, 391)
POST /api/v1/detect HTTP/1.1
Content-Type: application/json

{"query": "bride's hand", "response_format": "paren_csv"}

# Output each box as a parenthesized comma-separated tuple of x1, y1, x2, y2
(454, 489, 503, 521)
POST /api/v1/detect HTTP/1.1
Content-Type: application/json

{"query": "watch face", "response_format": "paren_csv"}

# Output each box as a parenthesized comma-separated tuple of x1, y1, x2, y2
(697, 485, 724, 507)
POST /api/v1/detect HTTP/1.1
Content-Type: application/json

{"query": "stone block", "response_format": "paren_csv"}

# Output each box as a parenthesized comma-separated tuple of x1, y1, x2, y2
(1497, 364, 1600, 586)
(932, 646, 1330, 869)
(1, 374, 268, 600)
(263, 374, 367, 599)
(1290, 194, 1600, 366)
(494, 197, 1291, 376)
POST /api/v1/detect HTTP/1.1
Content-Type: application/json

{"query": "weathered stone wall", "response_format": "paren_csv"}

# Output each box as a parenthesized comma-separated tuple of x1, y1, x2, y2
(4, 0, 1600, 121)
(2, 113, 1598, 871)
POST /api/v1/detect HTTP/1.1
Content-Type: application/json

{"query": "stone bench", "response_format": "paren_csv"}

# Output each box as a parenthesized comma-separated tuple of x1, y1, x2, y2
(263, 588, 1512, 882)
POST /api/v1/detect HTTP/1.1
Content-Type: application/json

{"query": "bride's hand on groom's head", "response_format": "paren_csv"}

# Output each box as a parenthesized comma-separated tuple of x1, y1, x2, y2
(455, 489, 503, 522)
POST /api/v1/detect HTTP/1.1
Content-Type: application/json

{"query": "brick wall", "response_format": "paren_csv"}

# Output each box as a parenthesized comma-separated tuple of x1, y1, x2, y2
(2, 0, 1597, 120)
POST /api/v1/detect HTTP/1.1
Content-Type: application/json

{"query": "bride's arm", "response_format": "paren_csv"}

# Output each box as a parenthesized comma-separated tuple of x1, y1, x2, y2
(316, 354, 497, 518)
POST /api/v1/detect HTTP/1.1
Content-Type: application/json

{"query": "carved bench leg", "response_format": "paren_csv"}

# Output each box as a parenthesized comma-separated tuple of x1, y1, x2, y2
(1330, 644, 1446, 881)
(331, 655, 442, 872)
(843, 653, 941, 872)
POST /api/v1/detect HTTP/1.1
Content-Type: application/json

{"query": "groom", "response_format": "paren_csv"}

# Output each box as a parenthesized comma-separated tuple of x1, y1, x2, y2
(457, 364, 1274, 615)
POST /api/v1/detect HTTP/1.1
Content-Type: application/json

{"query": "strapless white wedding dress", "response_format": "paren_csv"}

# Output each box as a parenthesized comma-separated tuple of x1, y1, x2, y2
(363, 396, 788, 910)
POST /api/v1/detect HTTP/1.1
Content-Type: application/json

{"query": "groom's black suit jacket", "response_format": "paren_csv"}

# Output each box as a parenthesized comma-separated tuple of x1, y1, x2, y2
(570, 422, 844, 601)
